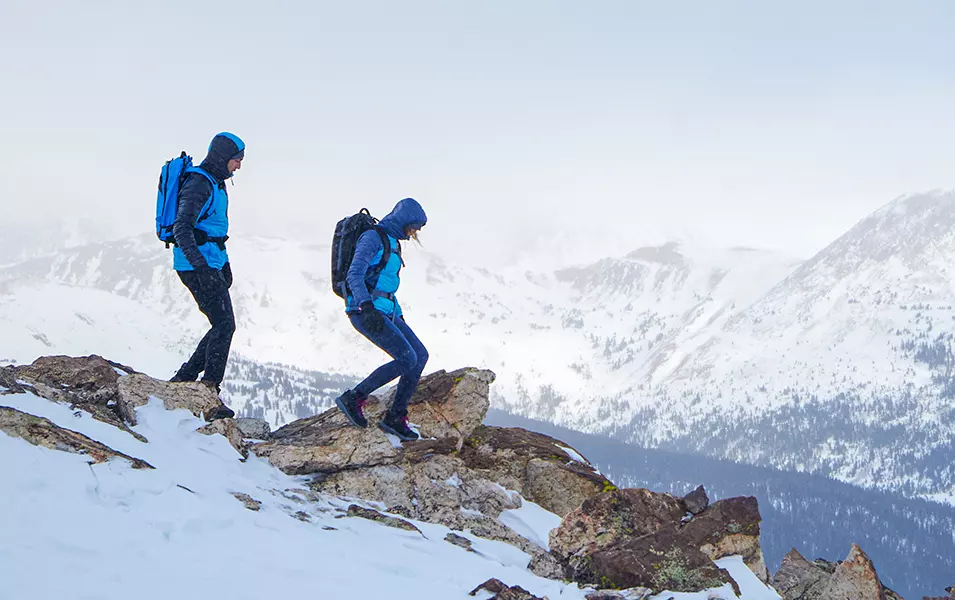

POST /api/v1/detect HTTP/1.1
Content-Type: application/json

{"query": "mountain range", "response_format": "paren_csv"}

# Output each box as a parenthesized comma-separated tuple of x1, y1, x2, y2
(1, 191, 953, 505)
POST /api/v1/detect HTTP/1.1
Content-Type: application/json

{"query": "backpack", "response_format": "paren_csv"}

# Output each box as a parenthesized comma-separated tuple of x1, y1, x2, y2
(331, 208, 394, 299)
(155, 151, 220, 248)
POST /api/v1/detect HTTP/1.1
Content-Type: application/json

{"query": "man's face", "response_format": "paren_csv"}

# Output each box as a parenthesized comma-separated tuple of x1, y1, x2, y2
(227, 157, 243, 174)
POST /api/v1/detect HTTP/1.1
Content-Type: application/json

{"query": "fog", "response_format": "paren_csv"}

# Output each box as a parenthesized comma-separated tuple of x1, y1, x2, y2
(2, 0, 954, 266)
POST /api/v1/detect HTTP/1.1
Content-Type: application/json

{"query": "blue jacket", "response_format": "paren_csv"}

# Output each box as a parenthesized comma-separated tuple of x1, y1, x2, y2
(173, 132, 245, 271)
(346, 198, 427, 315)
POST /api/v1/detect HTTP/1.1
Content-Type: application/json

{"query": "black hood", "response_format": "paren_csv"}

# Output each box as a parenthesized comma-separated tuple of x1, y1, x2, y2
(199, 132, 245, 183)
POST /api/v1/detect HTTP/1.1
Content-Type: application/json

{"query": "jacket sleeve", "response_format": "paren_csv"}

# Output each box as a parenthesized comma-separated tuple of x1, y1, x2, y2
(173, 173, 214, 270)
(346, 230, 384, 307)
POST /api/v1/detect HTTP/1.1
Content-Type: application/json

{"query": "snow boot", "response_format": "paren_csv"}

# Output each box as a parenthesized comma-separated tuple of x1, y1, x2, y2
(335, 389, 368, 428)
(200, 380, 235, 420)
(378, 414, 418, 441)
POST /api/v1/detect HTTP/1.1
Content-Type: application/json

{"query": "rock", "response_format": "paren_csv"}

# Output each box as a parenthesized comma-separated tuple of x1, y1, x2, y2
(198, 419, 248, 458)
(252, 396, 399, 475)
(231, 492, 261, 511)
(774, 545, 900, 600)
(550, 488, 686, 564)
(0, 406, 152, 469)
(682, 485, 709, 515)
(773, 549, 831, 600)
(681, 496, 769, 582)
(468, 578, 547, 600)
(528, 552, 566, 580)
(314, 439, 521, 526)
(549, 488, 751, 593)
(0, 366, 27, 394)
(823, 544, 891, 600)
(235, 417, 270, 440)
(399, 368, 495, 442)
(253, 367, 496, 476)
(117, 374, 222, 426)
(459, 425, 615, 516)
(445, 533, 474, 551)
(10, 355, 146, 442)
(345, 504, 423, 535)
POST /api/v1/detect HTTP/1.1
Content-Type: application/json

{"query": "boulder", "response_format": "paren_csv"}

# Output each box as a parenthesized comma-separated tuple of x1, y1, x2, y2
(773, 545, 901, 600)
(0, 406, 152, 469)
(252, 396, 400, 475)
(549, 488, 763, 593)
(253, 368, 496, 476)
(681, 496, 768, 583)
(197, 419, 248, 458)
(117, 374, 224, 426)
(772, 549, 830, 599)
(9, 355, 145, 442)
(313, 438, 520, 525)
(400, 367, 495, 442)
(459, 425, 615, 516)
(682, 485, 709, 515)
(235, 417, 271, 440)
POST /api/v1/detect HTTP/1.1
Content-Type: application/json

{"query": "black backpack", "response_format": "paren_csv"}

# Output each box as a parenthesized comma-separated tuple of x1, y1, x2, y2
(331, 208, 394, 299)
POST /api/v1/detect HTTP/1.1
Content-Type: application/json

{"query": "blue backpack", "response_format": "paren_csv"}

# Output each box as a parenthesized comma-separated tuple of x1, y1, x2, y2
(155, 151, 194, 247)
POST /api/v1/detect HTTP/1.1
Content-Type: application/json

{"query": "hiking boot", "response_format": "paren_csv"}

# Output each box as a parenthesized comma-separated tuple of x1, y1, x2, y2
(335, 389, 368, 428)
(205, 404, 236, 420)
(199, 380, 234, 420)
(169, 371, 197, 383)
(378, 414, 418, 442)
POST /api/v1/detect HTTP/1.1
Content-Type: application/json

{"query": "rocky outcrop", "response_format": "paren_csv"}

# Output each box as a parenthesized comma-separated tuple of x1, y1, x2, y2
(235, 418, 271, 440)
(468, 579, 547, 600)
(253, 369, 494, 475)
(117, 374, 223, 426)
(459, 425, 614, 517)
(0, 406, 152, 468)
(548, 488, 768, 593)
(198, 419, 248, 458)
(397, 367, 495, 443)
(773, 545, 902, 600)
(3, 355, 145, 441)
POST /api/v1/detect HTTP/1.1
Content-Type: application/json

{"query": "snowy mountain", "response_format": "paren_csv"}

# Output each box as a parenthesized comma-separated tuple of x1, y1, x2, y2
(2, 191, 954, 504)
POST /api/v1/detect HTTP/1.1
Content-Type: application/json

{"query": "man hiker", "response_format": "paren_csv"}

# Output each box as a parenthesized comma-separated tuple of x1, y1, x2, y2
(168, 132, 245, 419)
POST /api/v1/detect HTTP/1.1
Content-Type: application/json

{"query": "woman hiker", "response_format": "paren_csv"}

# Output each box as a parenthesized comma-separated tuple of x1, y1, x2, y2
(334, 198, 429, 441)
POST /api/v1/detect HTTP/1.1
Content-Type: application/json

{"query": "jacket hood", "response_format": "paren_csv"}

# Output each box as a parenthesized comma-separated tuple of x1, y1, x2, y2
(378, 198, 427, 240)
(199, 132, 245, 182)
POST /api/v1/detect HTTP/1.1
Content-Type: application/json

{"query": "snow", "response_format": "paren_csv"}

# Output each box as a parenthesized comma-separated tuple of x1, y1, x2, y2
(1, 389, 777, 600)
(556, 443, 589, 465)
(498, 499, 563, 550)
(714, 556, 782, 600)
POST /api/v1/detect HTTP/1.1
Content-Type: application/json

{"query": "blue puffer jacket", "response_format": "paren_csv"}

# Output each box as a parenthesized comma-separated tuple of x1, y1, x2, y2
(173, 132, 245, 271)
(345, 198, 427, 315)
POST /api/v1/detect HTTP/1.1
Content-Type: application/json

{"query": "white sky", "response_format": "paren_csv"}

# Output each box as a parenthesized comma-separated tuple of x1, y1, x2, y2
(2, 0, 953, 266)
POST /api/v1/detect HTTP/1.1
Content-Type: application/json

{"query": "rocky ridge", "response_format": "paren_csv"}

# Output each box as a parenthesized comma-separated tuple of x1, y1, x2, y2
(1, 354, 905, 598)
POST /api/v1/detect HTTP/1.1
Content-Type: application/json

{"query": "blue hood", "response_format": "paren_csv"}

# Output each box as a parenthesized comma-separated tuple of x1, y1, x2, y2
(378, 198, 427, 240)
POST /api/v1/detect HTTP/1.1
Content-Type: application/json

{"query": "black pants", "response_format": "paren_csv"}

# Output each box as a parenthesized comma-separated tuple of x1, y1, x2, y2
(175, 269, 236, 386)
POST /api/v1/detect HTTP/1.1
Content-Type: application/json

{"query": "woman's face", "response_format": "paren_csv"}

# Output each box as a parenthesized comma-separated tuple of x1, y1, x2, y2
(406, 224, 423, 241)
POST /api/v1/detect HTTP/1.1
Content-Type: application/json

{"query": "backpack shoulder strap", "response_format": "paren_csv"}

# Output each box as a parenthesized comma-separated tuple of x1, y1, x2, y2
(184, 167, 218, 224)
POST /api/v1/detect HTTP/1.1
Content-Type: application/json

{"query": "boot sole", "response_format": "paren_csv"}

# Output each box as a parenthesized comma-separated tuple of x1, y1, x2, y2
(336, 397, 368, 428)
(378, 420, 419, 442)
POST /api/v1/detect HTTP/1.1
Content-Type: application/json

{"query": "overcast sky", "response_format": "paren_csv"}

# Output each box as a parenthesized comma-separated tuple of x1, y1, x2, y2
(2, 0, 953, 266)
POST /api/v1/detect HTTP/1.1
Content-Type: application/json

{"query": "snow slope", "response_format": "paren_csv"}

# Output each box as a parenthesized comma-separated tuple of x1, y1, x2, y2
(0, 389, 779, 600)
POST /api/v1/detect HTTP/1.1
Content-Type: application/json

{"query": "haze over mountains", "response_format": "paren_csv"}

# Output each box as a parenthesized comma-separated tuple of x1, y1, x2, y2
(2, 191, 954, 505)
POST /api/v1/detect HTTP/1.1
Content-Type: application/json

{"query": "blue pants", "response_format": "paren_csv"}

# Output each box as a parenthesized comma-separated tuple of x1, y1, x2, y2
(350, 313, 428, 419)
